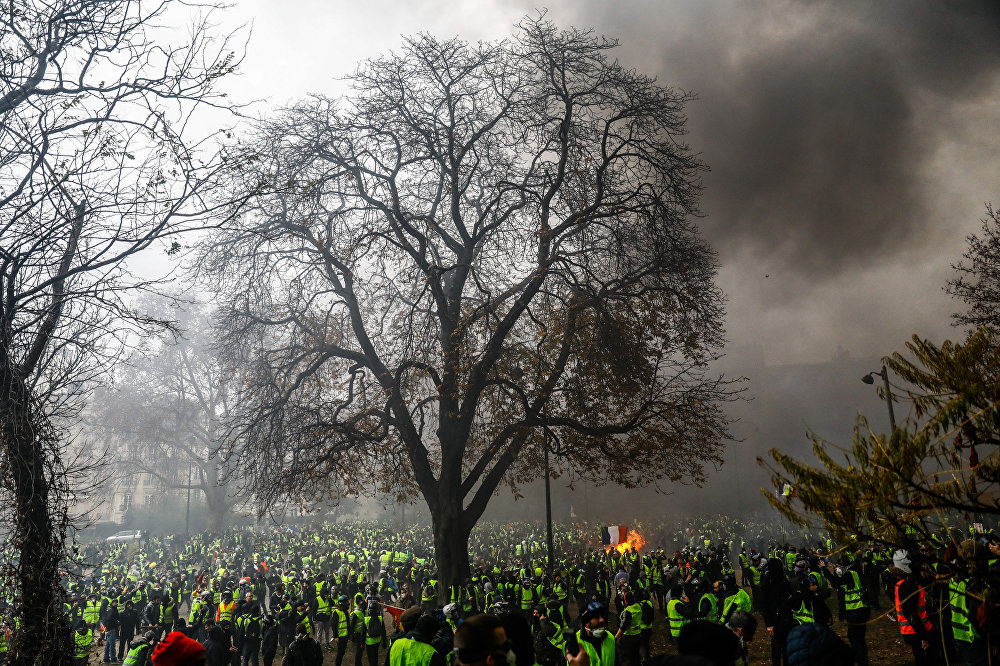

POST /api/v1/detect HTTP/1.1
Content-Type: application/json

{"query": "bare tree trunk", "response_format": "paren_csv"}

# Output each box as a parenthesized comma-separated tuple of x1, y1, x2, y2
(204, 483, 230, 533)
(202, 464, 231, 533)
(0, 366, 70, 666)
(431, 490, 471, 603)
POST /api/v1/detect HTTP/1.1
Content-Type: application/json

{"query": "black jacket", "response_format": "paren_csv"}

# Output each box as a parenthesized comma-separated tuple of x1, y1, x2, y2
(204, 626, 232, 666)
(285, 635, 323, 666)
(101, 606, 120, 632)
(757, 559, 793, 628)
(118, 607, 140, 636)
(262, 623, 279, 656)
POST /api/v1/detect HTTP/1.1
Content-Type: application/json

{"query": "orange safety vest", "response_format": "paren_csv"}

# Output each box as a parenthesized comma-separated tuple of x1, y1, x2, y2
(217, 601, 236, 622)
(894, 579, 932, 635)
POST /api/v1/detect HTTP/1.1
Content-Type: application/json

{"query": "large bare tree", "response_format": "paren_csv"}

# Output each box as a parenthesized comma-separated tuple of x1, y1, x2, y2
(94, 298, 244, 533)
(0, 0, 242, 662)
(204, 17, 736, 590)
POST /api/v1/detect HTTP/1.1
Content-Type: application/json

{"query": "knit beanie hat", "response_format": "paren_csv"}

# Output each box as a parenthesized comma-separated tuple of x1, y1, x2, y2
(152, 631, 206, 666)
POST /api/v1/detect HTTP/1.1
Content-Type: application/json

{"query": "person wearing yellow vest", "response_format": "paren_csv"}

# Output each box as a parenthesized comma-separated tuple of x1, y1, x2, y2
(158, 593, 178, 638)
(613, 590, 641, 666)
(820, 558, 869, 666)
(949, 540, 989, 666)
(314, 590, 333, 645)
(332, 596, 350, 666)
(389, 607, 443, 666)
(892, 550, 939, 666)
(360, 601, 386, 666)
(787, 574, 830, 626)
(217, 596, 237, 623)
(83, 595, 101, 626)
(349, 597, 367, 666)
(565, 602, 614, 666)
(720, 575, 752, 625)
(534, 600, 567, 666)
(688, 578, 718, 624)
(665, 584, 693, 643)
(73, 623, 95, 665)
(559, 602, 612, 665)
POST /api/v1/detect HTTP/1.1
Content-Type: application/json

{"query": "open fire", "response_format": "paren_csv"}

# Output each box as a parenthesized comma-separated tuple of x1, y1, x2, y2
(606, 529, 646, 553)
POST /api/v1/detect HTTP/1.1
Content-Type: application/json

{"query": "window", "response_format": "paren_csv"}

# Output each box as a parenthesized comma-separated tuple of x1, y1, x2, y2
(120, 493, 132, 513)
(144, 494, 154, 506)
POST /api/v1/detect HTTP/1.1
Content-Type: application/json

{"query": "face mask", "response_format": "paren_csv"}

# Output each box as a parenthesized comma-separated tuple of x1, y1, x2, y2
(590, 627, 607, 639)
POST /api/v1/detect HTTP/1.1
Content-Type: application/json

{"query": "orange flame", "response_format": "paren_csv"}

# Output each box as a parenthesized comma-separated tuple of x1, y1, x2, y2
(606, 529, 646, 554)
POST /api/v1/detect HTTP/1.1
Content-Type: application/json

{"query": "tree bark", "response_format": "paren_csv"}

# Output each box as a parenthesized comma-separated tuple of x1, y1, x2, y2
(0, 367, 70, 666)
(203, 481, 230, 533)
(430, 493, 471, 604)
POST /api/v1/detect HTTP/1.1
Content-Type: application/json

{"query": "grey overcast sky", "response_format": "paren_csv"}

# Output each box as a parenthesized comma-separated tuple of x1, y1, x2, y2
(213, 0, 1000, 366)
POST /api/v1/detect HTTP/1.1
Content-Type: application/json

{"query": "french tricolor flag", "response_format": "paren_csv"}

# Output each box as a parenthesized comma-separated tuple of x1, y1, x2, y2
(602, 525, 628, 546)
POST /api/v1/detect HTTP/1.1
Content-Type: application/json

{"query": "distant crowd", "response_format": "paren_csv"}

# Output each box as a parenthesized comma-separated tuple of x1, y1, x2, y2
(4, 514, 993, 666)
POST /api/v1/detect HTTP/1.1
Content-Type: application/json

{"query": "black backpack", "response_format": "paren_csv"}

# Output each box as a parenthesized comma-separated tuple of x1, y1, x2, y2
(640, 602, 654, 625)
(245, 618, 262, 640)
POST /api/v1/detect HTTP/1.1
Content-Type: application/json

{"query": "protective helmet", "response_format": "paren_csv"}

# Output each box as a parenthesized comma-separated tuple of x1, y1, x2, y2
(443, 602, 459, 620)
(581, 601, 606, 621)
(893, 550, 912, 574)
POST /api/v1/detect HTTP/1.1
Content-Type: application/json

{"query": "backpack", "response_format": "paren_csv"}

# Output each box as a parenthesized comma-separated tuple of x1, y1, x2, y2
(244, 618, 262, 640)
(640, 602, 654, 625)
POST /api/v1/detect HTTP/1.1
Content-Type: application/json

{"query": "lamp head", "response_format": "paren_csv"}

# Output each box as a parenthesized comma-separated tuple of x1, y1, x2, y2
(861, 373, 875, 384)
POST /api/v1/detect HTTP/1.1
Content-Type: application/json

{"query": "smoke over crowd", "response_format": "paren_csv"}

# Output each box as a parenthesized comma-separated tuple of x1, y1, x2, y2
(527, 0, 1000, 364)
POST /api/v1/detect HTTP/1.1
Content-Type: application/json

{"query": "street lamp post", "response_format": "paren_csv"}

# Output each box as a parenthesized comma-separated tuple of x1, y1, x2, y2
(862, 364, 897, 432)
(185, 461, 192, 533)
(543, 440, 554, 570)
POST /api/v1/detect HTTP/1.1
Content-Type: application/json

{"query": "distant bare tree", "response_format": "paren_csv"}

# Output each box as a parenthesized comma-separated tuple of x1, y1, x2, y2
(94, 298, 245, 532)
(203, 16, 737, 593)
(0, 0, 244, 662)
(948, 203, 1000, 330)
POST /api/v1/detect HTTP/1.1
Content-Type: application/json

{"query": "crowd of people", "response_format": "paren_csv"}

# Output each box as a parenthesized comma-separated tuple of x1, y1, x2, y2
(16, 515, 997, 666)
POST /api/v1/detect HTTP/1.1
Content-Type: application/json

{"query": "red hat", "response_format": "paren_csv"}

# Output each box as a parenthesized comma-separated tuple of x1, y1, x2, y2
(152, 632, 205, 665)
